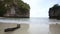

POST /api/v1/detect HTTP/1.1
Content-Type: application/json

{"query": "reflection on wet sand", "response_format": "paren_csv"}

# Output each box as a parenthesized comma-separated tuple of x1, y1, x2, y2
(49, 23, 60, 34)
(1, 22, 60, 34)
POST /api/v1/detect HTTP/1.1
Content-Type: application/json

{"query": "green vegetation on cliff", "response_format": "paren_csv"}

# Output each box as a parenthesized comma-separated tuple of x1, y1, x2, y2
(52, 4, 60, 10)
(0, 0, 30, 17)
(17, 0, 30, 15)
(0, 1, 6, 16)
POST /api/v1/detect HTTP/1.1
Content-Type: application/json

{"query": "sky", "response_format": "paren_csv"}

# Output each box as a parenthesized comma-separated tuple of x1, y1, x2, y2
(22, 0, 60, 17)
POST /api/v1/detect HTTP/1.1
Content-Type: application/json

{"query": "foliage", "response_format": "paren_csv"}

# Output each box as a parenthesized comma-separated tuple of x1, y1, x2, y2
(16, 0, 30, 15)
(0, 1, 6, 16)
(52, 4, 60, 10)
(17, 0, 30, 11)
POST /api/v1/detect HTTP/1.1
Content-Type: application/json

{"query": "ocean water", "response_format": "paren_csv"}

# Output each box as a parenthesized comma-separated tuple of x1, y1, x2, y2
(0, 17, 60, 24)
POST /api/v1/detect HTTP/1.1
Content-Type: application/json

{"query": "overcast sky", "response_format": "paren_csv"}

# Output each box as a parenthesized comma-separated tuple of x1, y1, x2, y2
(22, 0, 60, 17)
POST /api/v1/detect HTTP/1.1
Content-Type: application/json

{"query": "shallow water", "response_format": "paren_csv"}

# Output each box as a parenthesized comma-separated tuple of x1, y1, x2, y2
(0, 17, 60, 24)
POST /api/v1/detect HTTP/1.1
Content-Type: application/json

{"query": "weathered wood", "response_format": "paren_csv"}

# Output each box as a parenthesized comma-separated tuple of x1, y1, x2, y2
(4, 24, 20, 32)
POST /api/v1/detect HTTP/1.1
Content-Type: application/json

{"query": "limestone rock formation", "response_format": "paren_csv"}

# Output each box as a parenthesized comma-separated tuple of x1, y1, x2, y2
(49, 4, 60, 19)
(0, 0, 30, 18)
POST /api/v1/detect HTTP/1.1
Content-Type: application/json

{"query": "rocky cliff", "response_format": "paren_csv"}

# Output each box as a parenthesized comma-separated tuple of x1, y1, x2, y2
(0, 0, 30, 18)
(49, 4, 60, 19)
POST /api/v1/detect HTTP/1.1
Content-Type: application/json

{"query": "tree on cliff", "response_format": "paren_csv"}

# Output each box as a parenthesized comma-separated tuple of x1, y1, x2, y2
(52, 4, 60, 10)
(17, 0, 30, 15)
(0, 0, 30, 17)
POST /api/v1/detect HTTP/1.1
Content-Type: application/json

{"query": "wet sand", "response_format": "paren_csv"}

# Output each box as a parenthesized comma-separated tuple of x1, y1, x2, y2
(0, 23, 29, 34)
(0, 23, 60, 34)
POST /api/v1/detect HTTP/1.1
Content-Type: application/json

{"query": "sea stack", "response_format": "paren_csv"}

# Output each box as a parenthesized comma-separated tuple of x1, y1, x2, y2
(49, 4, 60, 19)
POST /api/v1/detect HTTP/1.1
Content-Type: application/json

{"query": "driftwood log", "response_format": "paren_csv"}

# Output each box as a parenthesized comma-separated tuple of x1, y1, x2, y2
(4, 24, 20, 32)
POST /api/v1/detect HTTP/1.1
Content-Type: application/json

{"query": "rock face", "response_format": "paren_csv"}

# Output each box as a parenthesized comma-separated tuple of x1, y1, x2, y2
(0, 0, 30, 18)
(4, 6, 30, 18)
(49, 4, 60, 19)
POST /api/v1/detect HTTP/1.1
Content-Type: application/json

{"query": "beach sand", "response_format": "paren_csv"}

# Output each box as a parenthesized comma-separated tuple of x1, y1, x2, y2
(0, 23, 29, 34)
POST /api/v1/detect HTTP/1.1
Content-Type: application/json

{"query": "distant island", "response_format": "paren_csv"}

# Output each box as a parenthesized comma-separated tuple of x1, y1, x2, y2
(0, 0, 30, 18)
(49, 4, 60, 19)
